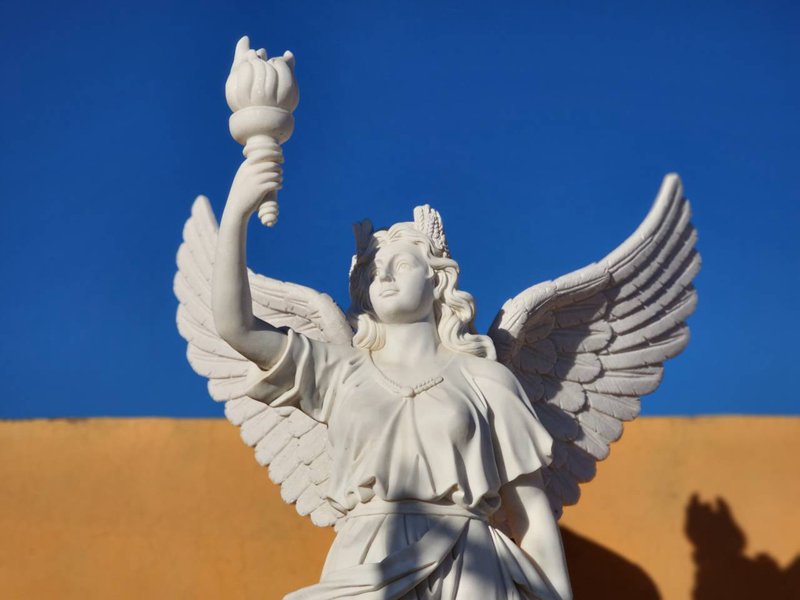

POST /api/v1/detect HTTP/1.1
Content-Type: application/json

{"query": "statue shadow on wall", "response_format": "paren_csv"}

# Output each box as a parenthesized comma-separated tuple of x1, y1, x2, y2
(560, 527, 661, 599)
(685, 494, 800, 600)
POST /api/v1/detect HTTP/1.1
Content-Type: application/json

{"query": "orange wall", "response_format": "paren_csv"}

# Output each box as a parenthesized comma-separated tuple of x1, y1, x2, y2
(1, 417, 797, 599)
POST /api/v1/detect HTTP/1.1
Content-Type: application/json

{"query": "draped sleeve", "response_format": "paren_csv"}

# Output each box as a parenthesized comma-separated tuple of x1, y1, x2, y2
(472, 364, 554, 487)
(243, 329, 354, 423)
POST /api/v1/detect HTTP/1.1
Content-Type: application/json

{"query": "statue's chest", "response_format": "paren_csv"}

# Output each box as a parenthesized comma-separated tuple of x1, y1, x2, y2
(329, 373, 482, 452)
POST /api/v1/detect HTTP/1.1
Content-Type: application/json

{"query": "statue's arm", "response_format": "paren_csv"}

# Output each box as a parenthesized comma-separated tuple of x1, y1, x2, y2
(502, 471, 573, 600)
(211, 155, 287, 369)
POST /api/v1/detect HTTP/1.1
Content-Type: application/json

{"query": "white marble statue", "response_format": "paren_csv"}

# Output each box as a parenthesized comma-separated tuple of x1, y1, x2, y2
(175, 36, 699, 600)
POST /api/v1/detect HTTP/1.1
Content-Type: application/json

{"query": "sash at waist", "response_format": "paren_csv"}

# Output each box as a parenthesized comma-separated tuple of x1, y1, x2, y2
(291, 499, 560, 599)
(346, 498, 489, 522)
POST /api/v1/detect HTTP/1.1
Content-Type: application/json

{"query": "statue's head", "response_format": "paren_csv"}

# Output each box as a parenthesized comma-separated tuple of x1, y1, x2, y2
(348, 206, 495, 359)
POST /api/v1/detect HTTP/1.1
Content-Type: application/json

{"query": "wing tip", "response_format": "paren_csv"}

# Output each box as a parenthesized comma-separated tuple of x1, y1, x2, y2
(659, 173, 688, 211)
(192, 194, 211, 210)
(190, 194, 219, 230)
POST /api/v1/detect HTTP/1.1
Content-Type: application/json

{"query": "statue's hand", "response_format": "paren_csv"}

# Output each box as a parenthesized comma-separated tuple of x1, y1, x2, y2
(226, 152, 283, 219)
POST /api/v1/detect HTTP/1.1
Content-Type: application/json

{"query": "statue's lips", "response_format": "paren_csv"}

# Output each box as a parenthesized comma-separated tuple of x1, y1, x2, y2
(379, 288, 399, 297)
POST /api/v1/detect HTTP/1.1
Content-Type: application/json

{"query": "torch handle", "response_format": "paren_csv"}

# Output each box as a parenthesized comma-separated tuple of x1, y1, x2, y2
(243, 134, 284, 227)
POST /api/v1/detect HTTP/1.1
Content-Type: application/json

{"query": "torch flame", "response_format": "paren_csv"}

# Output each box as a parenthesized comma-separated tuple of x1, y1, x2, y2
(225, 36, 299, 113)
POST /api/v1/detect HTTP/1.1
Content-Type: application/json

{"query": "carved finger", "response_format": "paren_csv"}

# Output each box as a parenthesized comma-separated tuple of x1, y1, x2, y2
(259, 181, 282, 193)
(256, 173, 282, 186)
(254, 170, 283, 183)
(254, 182, 282, 195)
(254, 162, 283, 175)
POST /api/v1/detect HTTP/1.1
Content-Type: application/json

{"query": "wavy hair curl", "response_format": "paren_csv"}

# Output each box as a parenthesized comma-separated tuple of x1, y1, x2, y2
(348, 221, 496, 360)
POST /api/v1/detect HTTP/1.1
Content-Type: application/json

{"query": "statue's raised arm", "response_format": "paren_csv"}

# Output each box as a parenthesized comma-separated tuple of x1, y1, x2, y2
(175, 38, 352, 528)
(212, 35, 300, 367)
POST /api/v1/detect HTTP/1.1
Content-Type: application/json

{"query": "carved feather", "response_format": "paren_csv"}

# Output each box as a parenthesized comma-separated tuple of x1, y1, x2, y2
(310, 503, 343, 528)
(280, 466, 311, 504)
(563, 444, 597, 483)
(550, 322, 612, 354)
(584, 366, 663, 397)
(296, 486, 326, 516)
(536, 402, 581, 441)
(586, 392, 640, 421)
(543, 380, 587, 413)
(573, 426, 610, 460)
(224, 397, 269, 426)
(270, 439, 303, 482)
(553, 352, 602, 383)
(518, 339, 557, 374)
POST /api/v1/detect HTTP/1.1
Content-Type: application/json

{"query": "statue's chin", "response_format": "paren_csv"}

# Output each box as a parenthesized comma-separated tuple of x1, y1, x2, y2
(372, 302, 433, 326)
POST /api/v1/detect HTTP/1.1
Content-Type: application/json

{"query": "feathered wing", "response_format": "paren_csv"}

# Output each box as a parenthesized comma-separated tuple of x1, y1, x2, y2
(174, 195, 352, 527)
(488, 174, 699, 517)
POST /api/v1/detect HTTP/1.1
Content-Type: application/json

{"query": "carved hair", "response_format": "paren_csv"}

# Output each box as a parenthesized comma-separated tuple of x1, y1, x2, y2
(348, 222, 496, 360)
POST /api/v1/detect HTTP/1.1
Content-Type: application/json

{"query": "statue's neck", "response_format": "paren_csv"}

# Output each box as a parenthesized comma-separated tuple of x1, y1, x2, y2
(375, 318, 440, 368)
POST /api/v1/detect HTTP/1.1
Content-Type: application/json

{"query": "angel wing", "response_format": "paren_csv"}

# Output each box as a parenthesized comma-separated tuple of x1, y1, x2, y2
(488, 174, 699, 517)
(174, 195, 352, 527)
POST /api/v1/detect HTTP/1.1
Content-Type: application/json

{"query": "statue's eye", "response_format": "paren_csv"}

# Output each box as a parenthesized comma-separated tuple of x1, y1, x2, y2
(396, 261, 411, 272)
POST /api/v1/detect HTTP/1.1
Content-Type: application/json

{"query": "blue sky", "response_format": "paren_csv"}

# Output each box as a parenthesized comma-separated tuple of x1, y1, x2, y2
(0, 1, 797, 417)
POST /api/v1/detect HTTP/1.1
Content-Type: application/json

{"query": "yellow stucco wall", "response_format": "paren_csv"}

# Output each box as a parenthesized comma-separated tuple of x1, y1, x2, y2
(1, 417, 797, 599)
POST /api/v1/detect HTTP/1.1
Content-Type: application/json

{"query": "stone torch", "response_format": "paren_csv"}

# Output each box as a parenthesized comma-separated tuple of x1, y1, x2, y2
(225, 36, 299, 226)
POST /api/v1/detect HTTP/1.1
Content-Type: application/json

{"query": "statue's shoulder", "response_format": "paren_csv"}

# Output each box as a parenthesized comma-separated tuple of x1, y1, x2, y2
(454, 352, 519, 390)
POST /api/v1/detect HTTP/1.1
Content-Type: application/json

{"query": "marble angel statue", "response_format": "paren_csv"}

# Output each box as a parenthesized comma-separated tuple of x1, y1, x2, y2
(175, 37, 699, 600)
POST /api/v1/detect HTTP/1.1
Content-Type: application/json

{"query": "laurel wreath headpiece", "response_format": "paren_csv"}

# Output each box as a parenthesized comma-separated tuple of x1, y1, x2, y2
(349, 204, 451, 278)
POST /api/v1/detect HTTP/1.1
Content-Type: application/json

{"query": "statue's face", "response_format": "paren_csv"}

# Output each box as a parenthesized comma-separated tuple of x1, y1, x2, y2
(368, 241, 435, 325)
